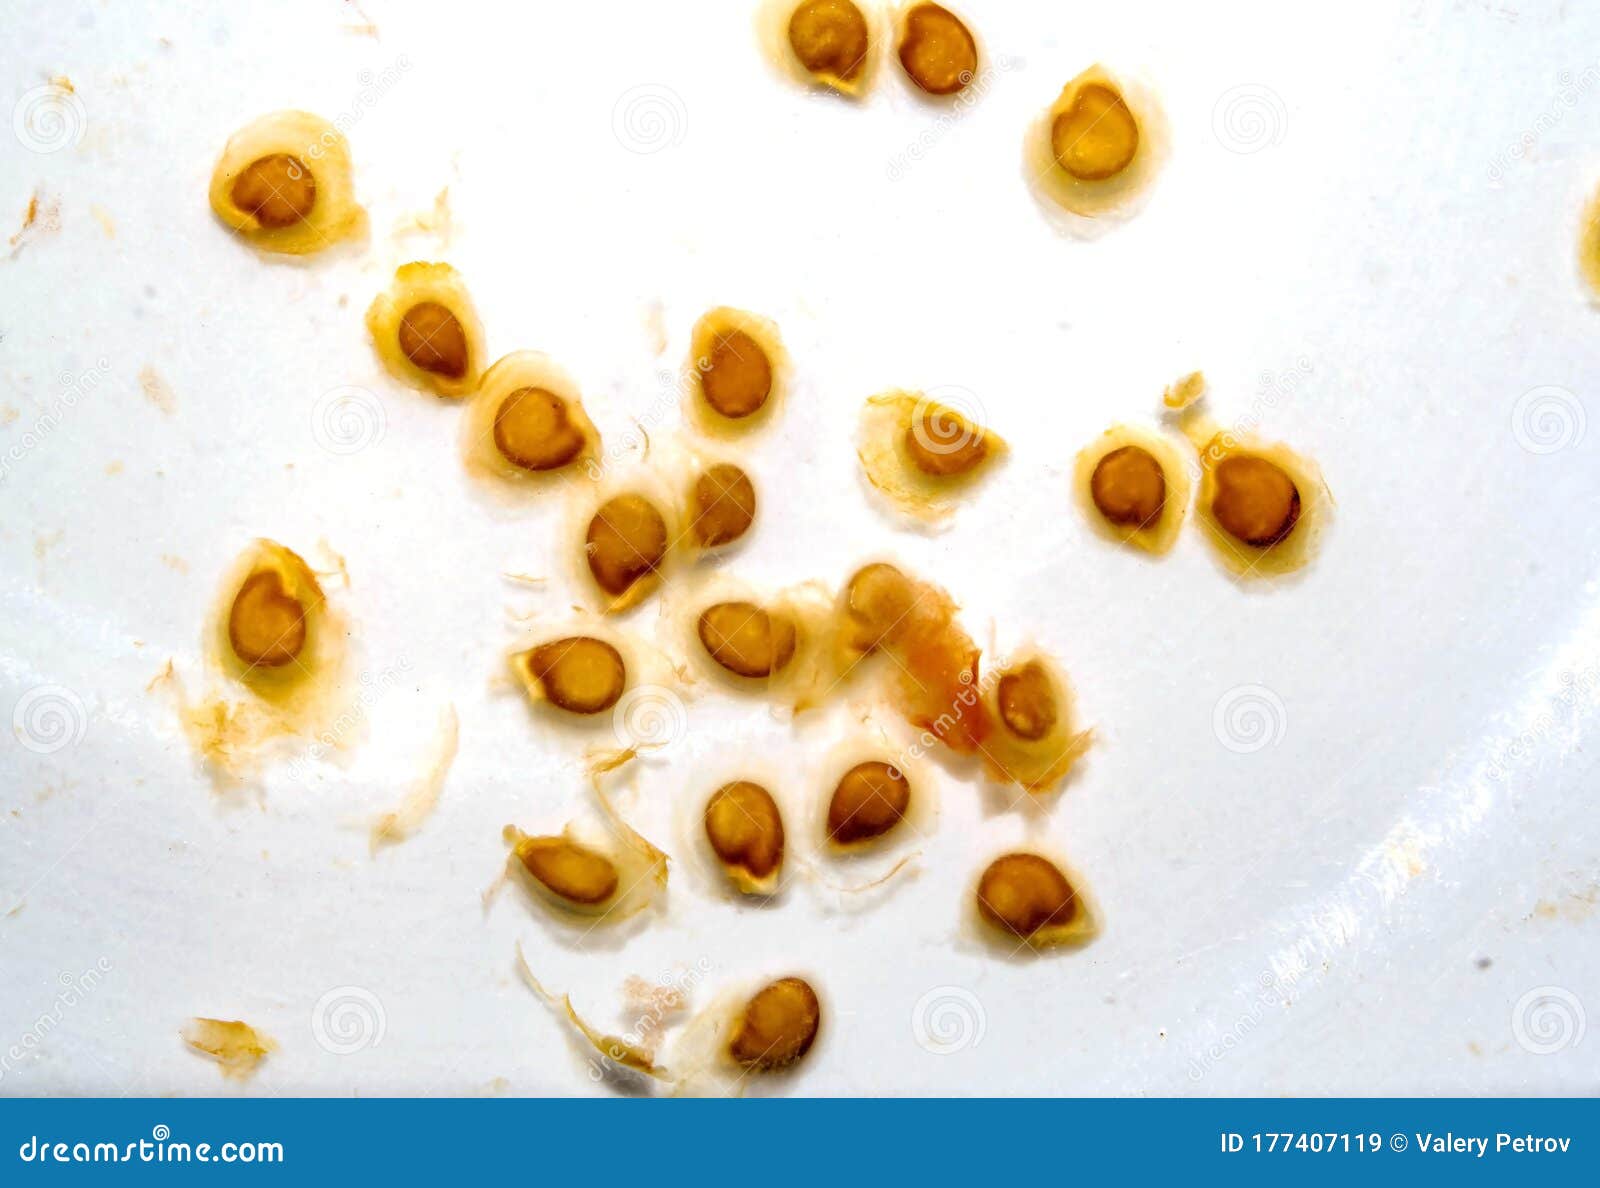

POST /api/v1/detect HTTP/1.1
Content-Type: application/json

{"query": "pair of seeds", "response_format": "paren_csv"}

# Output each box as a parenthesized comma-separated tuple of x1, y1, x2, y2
(1090, 443, 1299, 546)
(783, 1, 978, 98)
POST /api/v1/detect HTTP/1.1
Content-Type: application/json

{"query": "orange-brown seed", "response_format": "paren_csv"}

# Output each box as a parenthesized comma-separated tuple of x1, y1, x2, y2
(1090, 445, 1166, 528)
(996, 661, 1057, 741)
(1212, 455, 1301, 547)
(728, 977, 821, 1070)
(230, 153, 317, 228)
(699, 329, 773, 419)
(690, 464, 756, 548)
(897, 3, 977, 96)
(527, 637, 626, 715)
(904, 408, 989, 477)
(704, 781, 785, 881)
(976, 852, 1080, 939)
(698, 602, 797, 678)
(827, 760, 911, 845)
(398, 301, 469, 379)
(493, 387, 586, 471)
(585, 494, 669, 597)
(516, 836, 620, 906)
(227, 571, 308, 668)
(1051, 83, 1139, 181)
(787, 0, 871, 84)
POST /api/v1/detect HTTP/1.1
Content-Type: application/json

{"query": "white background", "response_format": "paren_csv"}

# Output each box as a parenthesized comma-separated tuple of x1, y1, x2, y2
(1, 0, 1597, 1095)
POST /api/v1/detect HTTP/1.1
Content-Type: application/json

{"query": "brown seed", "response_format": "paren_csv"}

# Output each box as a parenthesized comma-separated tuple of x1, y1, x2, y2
(704, 781, 785, 881)
(1051, 83, 1140, 181)
(827, 760, 911, 845)
(230, 153, 317, 228)
(227, 571, 307, 668)
(690, 464, 756, 547)
(398, 301, 469, 379)
(699, 329, 773, 419)
(728, 977, 821, 1070)
(527, 637, 626, 714)
(897, 3, 977, 96)
(903, 407, 989, 477)
(996, 661, 1058, 742)
(976, 852, 1080, 939)
(698, 602, 797, 678)
(787, 0, 870, 84)
(842, 563, 915, 653)
(493, 387, 586, 472)
(1090, 445, 1166, 528)
(585, 494, 669, 597)
(516, 836, 620, 906)
(1212, 455, 1301, 547)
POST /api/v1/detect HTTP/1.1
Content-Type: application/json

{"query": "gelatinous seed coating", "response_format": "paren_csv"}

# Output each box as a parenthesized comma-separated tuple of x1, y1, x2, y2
(844, 563, 915, 651)
(398, 301, 469, 379)
(827, 760, 911, 844)
(997, 661, 1058, 741)
(728, 977, 821, 1070)
(493, 387, 586, 472)
(227, 571, 307, 668)
(700, 329, 773, 419)
(230, 153, 316, 228)
(904, 409, 988, 477)
(787, 0, 870, 83)
(585, 494, 669, 596)
(1212, 455, 1301, 547)
(977, 852, 1079, 938)
(698, 602, 797, 678)
(529, 637, 626, 714)
(517, 836, 620, 905)
(897, 3, 977, 96)
(1090, 445, 1166, 527)
(690, 464, 757, 547)
(1051, 84, 1139, 181)
(704, 780, 785, 879)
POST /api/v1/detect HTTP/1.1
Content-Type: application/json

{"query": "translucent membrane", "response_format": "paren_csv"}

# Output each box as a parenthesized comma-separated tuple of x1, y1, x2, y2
(1072, 424, 1192, 554)
(857, 390, 1007, 524)
(685, 307, 790, 436)
(461, 351, 600, 490)
(1024, 65, 1168, 229)
(1178, 407, 1330, 579)
(366, 262, 486, 397)
(208, 111, 364, 255)
(502, 794, 667, 924)
(978, 651, 1092, 792)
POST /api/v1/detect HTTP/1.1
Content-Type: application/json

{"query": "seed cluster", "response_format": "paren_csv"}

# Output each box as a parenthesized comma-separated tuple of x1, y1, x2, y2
(202, 5, 1332, 1091)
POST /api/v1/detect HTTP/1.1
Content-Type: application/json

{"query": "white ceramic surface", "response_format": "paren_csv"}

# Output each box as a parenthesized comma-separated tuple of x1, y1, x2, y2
(1, 0, 1597, 1096)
